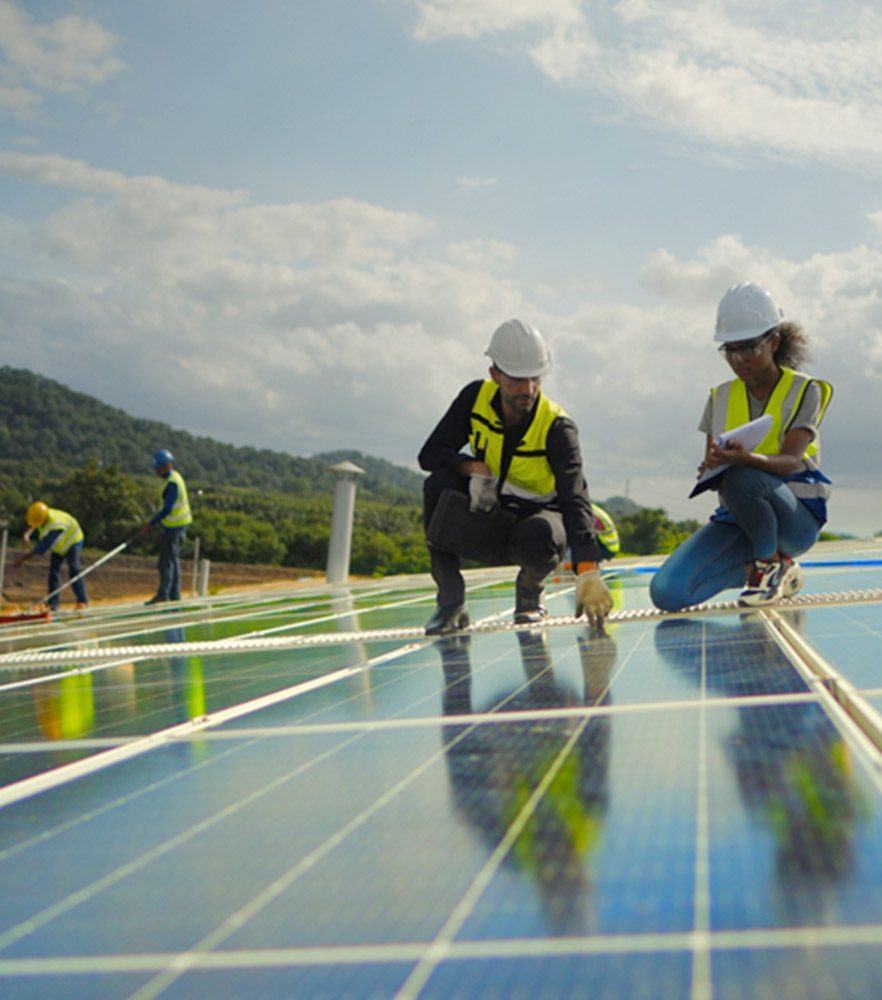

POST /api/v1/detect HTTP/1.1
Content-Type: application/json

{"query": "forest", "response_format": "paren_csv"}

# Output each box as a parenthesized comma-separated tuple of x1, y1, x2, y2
(0, 366, 704, 575)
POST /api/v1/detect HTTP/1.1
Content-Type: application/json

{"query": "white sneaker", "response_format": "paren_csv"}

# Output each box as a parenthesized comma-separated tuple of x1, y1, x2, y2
(782, 560, 803, 598)
(738, 558, 799, 607)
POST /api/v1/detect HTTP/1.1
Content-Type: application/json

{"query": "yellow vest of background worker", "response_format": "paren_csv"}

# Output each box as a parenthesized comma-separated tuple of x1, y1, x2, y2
(38, 508, 84, 554)
(160, 469, 192, 528)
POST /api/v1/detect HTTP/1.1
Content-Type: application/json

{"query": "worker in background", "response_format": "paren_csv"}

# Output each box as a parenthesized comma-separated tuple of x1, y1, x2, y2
(4, 502, 88, 611)
(418, 318, 613, 634)
(141, 449, 192, 606)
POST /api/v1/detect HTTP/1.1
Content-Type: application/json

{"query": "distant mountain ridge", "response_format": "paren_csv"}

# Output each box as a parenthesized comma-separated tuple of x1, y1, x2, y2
(0, 366, 424, 499)
(597, 495, 642, 521)
(0, 366, 643, 515)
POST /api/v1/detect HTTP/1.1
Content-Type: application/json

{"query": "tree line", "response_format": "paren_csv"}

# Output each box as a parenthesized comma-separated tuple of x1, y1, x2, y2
(0, 459, 705, 575)
(0, 459, 431, 576)
(0, 365, 710, 574)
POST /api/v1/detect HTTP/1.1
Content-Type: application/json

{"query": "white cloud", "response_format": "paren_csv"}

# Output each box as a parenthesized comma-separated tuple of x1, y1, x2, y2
(0, 152, 430, 280)
(0, 151, 523, 458)
(638, 235, 781, 306)
(446, 239, 515, 270)
(0, 82, 40, 113)
(408, 0, 882, 168)
(1, 148, 881, 533)
(0, 0, 124, 99)
(412, 0, 584, 41)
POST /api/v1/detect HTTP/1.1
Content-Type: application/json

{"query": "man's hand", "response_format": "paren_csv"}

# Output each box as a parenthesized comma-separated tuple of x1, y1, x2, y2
(139, 522, 152, 537)
(468, 473, 498, 513)
(575, 569, 613, 628)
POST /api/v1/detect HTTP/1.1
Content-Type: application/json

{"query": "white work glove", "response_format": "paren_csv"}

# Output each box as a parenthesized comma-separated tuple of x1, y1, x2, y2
(575, 569, 613, 628)
(468, 473, 498, 513)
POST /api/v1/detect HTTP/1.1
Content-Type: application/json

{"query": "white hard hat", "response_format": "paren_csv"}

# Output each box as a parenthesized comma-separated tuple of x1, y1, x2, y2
(714, 281, 784, 343)
(484, 319, 552, 377)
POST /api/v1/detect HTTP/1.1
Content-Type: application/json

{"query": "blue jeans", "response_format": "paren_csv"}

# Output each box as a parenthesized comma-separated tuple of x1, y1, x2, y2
(48, 542, 87, 610)
(157, 527, 187, 600)
(650, 466, 822, 611)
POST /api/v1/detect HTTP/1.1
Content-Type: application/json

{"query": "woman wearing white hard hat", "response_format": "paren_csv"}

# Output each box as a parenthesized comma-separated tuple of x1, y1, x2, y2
(651, 282, 833, 610)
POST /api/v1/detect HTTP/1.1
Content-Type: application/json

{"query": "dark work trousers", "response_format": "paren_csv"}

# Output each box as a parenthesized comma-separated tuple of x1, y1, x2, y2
(47, 543, 87, 611)
(157, 526, 187, 600)
(423, 467, 567, 609)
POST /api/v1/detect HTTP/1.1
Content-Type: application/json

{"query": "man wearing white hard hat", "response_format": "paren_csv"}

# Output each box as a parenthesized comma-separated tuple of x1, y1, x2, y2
(418, 318, 613, 634)
(651, 282, 833, 610)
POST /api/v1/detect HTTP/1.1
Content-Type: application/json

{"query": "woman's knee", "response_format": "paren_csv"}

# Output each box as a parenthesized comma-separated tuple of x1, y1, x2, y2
(649, 567, 690, 612)
(719, 464, 775, 505)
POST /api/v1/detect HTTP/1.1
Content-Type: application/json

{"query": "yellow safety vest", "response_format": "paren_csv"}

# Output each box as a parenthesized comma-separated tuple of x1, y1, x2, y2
(710, 368, 833, 502)
(711, 368, 832, 459)
(469, 380, 564, 503)
(160, 469, 192, 528)
(38, 508, 84, 555)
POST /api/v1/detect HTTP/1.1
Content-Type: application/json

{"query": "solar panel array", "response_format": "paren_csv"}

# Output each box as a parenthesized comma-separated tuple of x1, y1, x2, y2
(1, 546, 882, 999)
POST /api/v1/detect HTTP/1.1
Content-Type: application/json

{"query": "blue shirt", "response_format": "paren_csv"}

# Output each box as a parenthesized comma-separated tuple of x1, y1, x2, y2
(33, 530, 63, 556)
(150, 477, 179, 527)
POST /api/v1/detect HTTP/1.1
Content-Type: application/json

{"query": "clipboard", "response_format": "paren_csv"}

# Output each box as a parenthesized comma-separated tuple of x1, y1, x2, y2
(688, 414, 773, 498)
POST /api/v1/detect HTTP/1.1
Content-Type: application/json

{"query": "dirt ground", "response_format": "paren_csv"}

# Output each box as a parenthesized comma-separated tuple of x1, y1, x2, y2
(0, 551, 321, 609)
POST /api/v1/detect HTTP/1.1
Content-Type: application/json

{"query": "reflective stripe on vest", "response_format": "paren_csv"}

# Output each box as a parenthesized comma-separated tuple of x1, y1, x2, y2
(710, 369, 833, 501)
(469, 380, 564, 503)
(591, 503, 620, 556)
(161, 469, 192, 528)
(39, 508, 84, 555)
(710, 368, 832, 458)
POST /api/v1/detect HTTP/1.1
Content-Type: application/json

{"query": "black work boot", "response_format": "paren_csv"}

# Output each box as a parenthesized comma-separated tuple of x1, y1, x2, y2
(514, 606, 548, 625)
(425, 603, 470, 636)
(514, 578, 547, 625)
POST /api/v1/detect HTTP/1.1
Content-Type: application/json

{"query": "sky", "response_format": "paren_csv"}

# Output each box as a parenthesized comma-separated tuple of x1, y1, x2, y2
(1, 0, 881, 535)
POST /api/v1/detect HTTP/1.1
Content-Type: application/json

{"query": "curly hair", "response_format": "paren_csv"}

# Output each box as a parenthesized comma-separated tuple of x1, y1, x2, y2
(772, 322, 812, 369)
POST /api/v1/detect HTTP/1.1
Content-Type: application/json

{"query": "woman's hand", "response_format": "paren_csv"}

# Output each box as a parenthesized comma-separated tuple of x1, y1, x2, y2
(704, 438, 750, 470)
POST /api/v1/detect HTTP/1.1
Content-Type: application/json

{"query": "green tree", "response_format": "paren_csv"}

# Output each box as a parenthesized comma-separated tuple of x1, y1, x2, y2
(61, 460, 145, 549)
(278, 519, 331, 568)
(618, 508, 698, 555)
(194, 510, 286, 564)
(0, 477, 28, 530)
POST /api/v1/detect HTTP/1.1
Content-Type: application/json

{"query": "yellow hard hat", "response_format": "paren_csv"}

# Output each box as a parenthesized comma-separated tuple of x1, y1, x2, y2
(27, 501, 49, 527)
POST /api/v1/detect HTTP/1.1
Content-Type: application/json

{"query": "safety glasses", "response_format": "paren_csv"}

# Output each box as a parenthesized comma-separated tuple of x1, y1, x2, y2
(717, 331, 774, 359)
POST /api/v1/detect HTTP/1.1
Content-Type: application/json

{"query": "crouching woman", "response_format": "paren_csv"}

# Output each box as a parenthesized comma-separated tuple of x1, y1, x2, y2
(651, 281, 832, 611)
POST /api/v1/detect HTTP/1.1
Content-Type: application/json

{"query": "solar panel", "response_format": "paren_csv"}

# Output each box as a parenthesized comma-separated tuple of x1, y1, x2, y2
(1, 544, 882, 999)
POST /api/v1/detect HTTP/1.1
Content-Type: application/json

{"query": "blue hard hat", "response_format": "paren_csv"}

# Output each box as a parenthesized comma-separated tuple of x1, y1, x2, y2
(153, 449, 174, 468)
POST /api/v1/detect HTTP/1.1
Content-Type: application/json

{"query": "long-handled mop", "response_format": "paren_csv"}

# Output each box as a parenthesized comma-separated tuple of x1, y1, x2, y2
(28, 533, 141, 614)
(1, 533, 141, 623)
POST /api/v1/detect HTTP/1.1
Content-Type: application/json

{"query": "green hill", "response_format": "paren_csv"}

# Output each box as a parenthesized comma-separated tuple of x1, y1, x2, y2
(0, 366, 423, 501)
(0, 365, 667, 574)
(595, 495, 642, 521)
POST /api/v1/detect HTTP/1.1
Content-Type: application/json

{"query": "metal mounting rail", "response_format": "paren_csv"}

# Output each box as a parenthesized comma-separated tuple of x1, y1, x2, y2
(0, 587, 880, 669)
(765, 610, 882, 774)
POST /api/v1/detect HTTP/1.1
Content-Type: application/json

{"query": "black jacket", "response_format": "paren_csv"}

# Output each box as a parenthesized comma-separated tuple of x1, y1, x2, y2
(419, 380, 604, 565)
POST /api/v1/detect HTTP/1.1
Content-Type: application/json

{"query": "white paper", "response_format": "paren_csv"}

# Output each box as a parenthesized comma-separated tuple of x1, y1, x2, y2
(689, 413, 773, 497)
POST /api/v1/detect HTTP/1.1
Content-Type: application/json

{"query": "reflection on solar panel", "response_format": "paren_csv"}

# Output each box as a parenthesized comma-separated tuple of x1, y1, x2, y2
(2, 542, 882, 999)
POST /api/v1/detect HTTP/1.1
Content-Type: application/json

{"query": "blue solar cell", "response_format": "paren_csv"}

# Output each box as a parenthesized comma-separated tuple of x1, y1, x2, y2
(1, 546, 882, 998)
